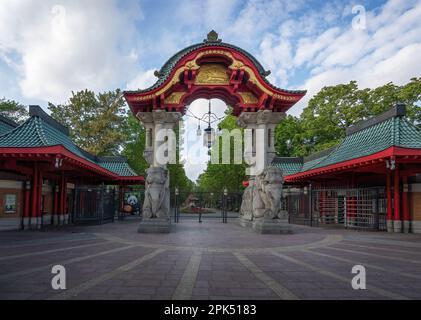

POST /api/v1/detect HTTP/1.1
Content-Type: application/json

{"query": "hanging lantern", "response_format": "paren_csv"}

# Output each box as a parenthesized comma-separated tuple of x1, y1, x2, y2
(196, 122, 201, 137)
(203, 126, 215, 149)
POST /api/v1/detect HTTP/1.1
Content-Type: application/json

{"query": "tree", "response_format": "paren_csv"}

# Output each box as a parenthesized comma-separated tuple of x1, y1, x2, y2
(0, 98, 28, 124)
(274, 115, 304, 157)
(197, 109, 246, 192)
(49, 89, 127, 156)
(167, 124, 194, 194)
(277, 78, 421, 157)
(121, 113, 149, 176)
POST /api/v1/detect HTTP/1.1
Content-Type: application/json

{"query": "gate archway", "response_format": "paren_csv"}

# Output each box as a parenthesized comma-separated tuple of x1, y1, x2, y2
(123, 31, 306, 233)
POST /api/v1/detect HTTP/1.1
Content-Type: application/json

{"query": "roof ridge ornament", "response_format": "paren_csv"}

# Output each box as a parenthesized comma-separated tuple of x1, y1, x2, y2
(154, 70, 162, 78)
(204, 30, 222, 43)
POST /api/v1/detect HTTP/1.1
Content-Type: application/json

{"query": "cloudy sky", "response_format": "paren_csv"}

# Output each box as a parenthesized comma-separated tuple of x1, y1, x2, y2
(1, 0, 420, 180)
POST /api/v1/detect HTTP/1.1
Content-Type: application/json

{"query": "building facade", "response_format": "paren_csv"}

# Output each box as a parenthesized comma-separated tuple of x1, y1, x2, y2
(274, 104, 421, 233)
(0, 106, 143, 230)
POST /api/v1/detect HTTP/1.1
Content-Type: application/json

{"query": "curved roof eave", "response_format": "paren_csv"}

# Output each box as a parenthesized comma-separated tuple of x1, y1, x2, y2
(124, 40, 307, 96)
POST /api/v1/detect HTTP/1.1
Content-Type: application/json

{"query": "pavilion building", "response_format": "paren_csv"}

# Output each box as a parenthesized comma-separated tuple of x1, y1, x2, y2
(273, 104, 421, 234)
(0, 105, 143, 230)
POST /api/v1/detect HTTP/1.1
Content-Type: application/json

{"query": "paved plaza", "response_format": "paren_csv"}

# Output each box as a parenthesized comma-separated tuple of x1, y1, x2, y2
(0, 218, 421, 300)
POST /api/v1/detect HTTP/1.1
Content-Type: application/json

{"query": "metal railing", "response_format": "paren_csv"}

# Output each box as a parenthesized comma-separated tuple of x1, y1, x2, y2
(172, 191, 241, 223)
(286, 186, 387, 231)
(72, 185, 116, 225)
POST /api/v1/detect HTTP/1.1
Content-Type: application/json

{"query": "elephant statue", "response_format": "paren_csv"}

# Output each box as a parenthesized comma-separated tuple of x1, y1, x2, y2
(254, 167, 283, 219)
(240, 183, 254, 220)
(143, 167, 170, 220)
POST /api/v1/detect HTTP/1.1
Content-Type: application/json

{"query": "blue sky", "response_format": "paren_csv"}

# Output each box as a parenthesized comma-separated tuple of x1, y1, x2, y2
(1, 0, 420, 179)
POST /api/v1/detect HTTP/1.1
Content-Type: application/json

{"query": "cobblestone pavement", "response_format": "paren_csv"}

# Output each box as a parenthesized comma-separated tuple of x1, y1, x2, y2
(0, 219, 421, 300)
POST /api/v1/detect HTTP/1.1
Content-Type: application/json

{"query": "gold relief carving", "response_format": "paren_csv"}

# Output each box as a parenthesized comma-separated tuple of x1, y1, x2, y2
(238, 92, 258, 104)
(232, 61, 244, 68)
(133, 94, 154, 102)
(195, 64, 229, 85)
(185, 60, 199, 70)
(164, 92, 185, 104)
(196, 49, 236, 61)
(273, 94, 297, 101)
(133, 48, 298, 102)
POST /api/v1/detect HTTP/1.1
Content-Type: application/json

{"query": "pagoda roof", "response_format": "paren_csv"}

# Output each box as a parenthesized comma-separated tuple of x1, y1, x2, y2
(0, 115, 18, 135)
(125, 32, 306, 96)
(272, 104, 421, 181)
(0, 106, 142, 180)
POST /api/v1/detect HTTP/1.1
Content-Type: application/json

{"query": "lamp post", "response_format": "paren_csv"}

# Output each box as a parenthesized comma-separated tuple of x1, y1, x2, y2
(222, 187, 228, 223)
(174, 186, 179, 223)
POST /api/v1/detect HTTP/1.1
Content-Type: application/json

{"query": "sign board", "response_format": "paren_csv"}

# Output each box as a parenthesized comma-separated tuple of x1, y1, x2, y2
(4, 194, 16, 213)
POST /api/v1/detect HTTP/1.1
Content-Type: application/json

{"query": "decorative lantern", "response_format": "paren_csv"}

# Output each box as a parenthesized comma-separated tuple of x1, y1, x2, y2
(203, 126, 215, 149)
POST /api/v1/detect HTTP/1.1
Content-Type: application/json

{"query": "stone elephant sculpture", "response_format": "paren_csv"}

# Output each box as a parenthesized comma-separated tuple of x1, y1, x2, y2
(143, 167, 170, 219)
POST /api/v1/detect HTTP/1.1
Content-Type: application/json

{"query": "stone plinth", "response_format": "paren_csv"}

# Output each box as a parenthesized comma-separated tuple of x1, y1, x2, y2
(252, 218, 292, 234)
(238, 216, 253, 228)
(137, 219, 171, 233)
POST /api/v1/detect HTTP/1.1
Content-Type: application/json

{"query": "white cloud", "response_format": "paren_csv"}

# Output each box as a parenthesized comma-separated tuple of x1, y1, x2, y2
(0, 0, 143, 104)
(257, 0, 421, 116)
(126, 69, 157, 91)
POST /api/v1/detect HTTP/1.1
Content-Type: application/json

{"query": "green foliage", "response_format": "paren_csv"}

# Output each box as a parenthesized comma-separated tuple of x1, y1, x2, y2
(0, 98, 28, 124)
(277, 78, 421, 157)
(49, 89, 127, 156)
(121, 113, 149, 176)
(48, 88, 195, 188)
(197, 108, 246, 192)
(167, 125, 194, 193)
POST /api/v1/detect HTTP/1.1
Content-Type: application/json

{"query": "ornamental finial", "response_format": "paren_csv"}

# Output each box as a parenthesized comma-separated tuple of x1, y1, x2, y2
(204, 30, 222, 43)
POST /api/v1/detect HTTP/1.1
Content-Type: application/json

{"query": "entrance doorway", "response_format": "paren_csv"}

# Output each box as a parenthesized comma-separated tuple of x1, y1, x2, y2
(173, 190, 242, 224)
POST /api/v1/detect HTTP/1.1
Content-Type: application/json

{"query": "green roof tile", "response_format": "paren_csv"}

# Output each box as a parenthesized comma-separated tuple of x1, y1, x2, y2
(312, 117, 421, 169)
(98, 161, 138, 177)
(0, 121, 15, 136)
(272, 106, 421, 177)
(0, 115, 139, 177)
(0, 115, 18, 136)
(125, 40, 306, 95)
(272, 159, 302, 175)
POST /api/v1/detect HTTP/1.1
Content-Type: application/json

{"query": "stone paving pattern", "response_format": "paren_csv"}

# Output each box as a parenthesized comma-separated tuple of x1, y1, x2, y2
(0, 218, 421, 300)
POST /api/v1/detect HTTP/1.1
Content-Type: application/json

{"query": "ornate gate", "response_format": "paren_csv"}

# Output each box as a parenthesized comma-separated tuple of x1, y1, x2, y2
(173, 191, 242, 223)
(72, 185, 116, 225)
(123, 31, 305, 231)
(286, 186, 387, 231)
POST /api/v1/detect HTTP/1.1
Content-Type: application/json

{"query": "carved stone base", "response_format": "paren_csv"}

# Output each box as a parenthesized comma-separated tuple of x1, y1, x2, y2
(412, 221, 421, 234)
(252, 218, 292, 234)
(403, 220, 411, 233)
(386, 220, 394, 232)
(238, 217, 253, 228)
(137, 219, 171, 233)
(393, 220, 402, 233)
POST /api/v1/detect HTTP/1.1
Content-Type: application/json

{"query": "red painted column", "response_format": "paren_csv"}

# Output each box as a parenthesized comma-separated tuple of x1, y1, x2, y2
(59, 174, 65, 225)
(31, 162, 38, 229)
(386, 171, 393, 232)
(23, 180, 31, 229)
(37, 171, 43, 228)
(53, 182, 59, 225)
(63, 177, 68, 224)
(393, 166, 401, 233)
(402, 176, 410, 233)
(350, 174, 356, 227)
